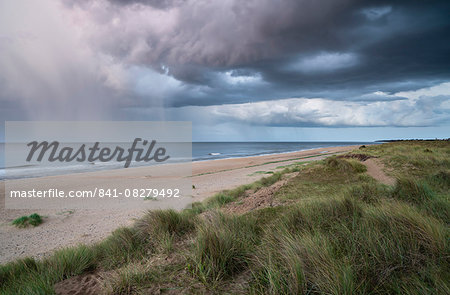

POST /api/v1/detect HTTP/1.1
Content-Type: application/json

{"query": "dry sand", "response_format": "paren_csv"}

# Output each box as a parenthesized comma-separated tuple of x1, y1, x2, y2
(0, 145, 359, 264)
(363, 158, 395, 186)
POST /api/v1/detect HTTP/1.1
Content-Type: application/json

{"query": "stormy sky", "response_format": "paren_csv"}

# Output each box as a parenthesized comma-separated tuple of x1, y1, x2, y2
(0, 0, 449, 141)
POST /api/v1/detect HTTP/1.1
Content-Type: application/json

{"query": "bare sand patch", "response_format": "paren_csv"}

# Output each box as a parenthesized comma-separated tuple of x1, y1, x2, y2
(340, 153, 395, 186)
(54, 272, 106, 295)
(222, 173, 298, 215)
(363, 158, 396, 186)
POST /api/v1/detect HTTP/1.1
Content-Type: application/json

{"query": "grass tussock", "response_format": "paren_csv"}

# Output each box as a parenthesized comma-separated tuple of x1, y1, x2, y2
(0, 246, 97, 295)
(44, 245, 97, 280)
(326, 156, 367, 174)
(12, 213, 43, 228)
(348, 182, 391, 203)
(259, 171, 283, 187)
(393, 177, 435, 204)
(428, 170, 450, 192)
(1, 141, 449, 294)
(205, 192, 236, 208)
(96, 227, 145, 269)
(104, 263, 157, 295)
(190, 212, 259, 285)
(0, 257, 38, 287)
(252, 230, 354, 295)
(134, 209, 196, 254)
(280, 197, 363, 235)
(135, 209, 195, 240)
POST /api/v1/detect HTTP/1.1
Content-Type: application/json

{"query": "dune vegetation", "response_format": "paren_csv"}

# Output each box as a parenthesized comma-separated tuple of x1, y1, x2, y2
(1, 141, 449, 294)
(11, 213, 43, 228)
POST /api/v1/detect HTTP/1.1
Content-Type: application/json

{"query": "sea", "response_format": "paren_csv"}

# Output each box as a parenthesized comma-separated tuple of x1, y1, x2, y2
(0, 142, 373, 180)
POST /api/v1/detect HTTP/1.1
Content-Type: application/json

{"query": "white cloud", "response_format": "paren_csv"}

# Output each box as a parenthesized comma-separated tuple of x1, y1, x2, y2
(356, 91, 407, 101)
(206, 82, 450, 127)
(395, 82, 450, 100)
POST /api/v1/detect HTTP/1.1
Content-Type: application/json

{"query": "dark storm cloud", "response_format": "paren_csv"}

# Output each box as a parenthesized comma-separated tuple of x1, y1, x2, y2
(69, 0, 354, 67)
(64, 0, 450, 108)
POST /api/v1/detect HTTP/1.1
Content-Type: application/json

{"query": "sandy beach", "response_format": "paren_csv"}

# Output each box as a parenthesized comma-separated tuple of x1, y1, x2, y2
(0, 145, 359, 264)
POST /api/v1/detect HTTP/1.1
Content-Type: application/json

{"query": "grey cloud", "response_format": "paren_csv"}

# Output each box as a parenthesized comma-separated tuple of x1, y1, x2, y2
(68, 0, 354, 67)
(108, 0, 186, 9)
(0, 0, 126, 120)
(2, 0, 449, 131)
(63, 0, 450, 108)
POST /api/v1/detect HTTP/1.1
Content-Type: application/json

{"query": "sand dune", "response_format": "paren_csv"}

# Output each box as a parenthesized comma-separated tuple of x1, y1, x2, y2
(0, 145, 359, 264)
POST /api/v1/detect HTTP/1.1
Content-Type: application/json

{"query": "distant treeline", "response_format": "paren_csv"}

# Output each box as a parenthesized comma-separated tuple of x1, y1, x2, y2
(376, 138, 450, 142)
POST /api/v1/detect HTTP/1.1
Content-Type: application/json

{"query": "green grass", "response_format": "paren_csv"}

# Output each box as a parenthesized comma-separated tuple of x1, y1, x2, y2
(12, 213, 43, 228)
(392, 177, 436, 204)
(348, 182, 391, 204)
(1, 141, 449, 294)
(325, 156, 367, 173)
(0, 209, 197, 294)
(189, 212, 260, 285)
(103, 263, 158, 294)
(250, 197, 448, 294)
(0, 246, 96, 295)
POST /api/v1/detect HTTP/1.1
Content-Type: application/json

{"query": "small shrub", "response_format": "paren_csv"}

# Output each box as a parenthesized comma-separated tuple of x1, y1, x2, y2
(28, 214, 43, 226)
(11, 216, 29, 228)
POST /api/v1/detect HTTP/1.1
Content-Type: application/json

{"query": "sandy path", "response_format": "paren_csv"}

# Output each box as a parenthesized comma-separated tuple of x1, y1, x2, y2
(0, 145, 359, 264)
(363, 158, 395, 186)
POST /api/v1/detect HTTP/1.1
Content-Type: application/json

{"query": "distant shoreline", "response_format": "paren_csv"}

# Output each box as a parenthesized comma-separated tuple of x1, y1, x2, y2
(375, 138, 450, 142)
(192, 143, 374, 163)
(1, 141, 374, 180)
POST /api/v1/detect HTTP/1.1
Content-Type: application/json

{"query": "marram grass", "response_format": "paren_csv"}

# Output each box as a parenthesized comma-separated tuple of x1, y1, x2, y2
(1, 141, 449, 294)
